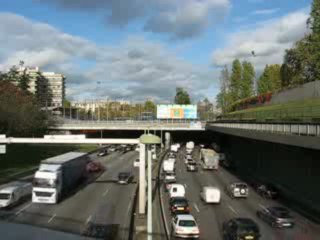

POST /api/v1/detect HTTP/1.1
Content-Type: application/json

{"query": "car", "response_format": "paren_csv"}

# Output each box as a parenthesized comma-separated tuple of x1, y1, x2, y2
(133, 158, 140, 168)
(117, 172, 133, 184)
(172, 214, 200, 239)
(97, 149, 108, 157)
(86, 161, 105, 173)
(256, 184, 278, 199)
(223, 218, 260, 240)
(256, 206, 294, 228)
(164, 172, 176, 183)
(186, 161, 198, 172)
(169, 197, 190, 214)
(109, 146, 116, 152)
(169, 152, 177, 158)
(227, 182, 249, 198)
(184, 155, 192, 164)
(200, 186, 221, 204)
(124, 146, 132, 153)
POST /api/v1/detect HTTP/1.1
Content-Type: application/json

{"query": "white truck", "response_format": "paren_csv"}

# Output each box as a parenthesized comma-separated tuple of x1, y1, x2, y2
(163, 159, 175, 173)
(170, 144, 179, 153)
(186, 141, 195, 154)
(32, 152, 88, 204)
(200, 148, 219, 170)
(0, 181, 32, 208)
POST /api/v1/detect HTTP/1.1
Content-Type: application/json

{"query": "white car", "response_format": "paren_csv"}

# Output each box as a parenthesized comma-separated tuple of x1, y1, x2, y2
(200, 186, 221, 204)
(172, 214, 200, 239)
(133, 158, 140, 168)
(169, 184, 186, 199)
(164, 172, 176, 183)
(0, 182, 32, 208)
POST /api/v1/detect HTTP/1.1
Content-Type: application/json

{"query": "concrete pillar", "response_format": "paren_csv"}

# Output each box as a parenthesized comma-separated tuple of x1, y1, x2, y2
(165, 132, 171, 150)
(139, 143, 146, 215)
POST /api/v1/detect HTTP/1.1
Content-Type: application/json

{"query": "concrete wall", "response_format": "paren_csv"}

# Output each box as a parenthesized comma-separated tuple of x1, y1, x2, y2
(269, 80, 320, 105)
(220, 134, 320, 221)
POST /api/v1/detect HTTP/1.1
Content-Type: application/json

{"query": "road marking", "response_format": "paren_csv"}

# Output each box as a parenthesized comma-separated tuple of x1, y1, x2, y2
(227, 205, 238, 215)
(184, 184, 187, 189)
(15, 203, 32, 216)
(86, 215, 92, 224)
(48, 214, 56, 223)
(194, 203, 200, 213)
(103, 188, 109, 196)
(127, 203, 131, 216)
(259, 204, 266, 210)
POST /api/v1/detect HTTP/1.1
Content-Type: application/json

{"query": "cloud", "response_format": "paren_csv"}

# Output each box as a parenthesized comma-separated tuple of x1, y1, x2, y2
(0, 12, 216, 102)
(252, 8, 280, 15)
(211, 9, 310, 71)
(35, 0, 230, 39)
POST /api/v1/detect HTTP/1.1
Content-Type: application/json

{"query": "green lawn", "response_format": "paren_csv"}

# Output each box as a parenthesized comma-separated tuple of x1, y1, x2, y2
(0, 144, 99, 183)
(225, 99, 320, 122)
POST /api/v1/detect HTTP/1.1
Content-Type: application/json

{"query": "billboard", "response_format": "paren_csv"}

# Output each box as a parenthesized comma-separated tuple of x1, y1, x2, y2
(157, 105, 197, 119)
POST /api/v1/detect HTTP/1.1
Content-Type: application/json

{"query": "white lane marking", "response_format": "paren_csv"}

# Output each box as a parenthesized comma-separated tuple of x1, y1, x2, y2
(15, 202, 32, 216)
(193, 203, 200, 213)
(259, 204, 267, 210)
(86, 215, 92, 224)
(127, 202, 131, 216)
(228, 205, 238, 215)
(184, 184, 187, 189)
(103, 188, 109, 196)
(48, 213, 56, 223)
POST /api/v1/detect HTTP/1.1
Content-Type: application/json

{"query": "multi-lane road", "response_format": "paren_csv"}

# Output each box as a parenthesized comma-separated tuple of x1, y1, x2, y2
(160, 147, 320, 240)
(0, 150, 139, 239)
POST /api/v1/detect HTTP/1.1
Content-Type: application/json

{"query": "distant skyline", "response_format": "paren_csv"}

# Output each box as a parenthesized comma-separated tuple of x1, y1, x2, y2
(0, 0, 312, 102)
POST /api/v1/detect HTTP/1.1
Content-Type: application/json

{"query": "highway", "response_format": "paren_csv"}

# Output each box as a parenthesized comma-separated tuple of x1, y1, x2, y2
(160, 147, 320, 240)
(0, 150, 139, 239)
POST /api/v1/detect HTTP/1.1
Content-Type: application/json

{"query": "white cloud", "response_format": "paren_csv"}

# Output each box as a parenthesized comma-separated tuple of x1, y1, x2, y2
(36, 0, 231, 39)
(0, 12, 216, 102)
(212, 9, 310, 71)
(252, 8, 280, 15)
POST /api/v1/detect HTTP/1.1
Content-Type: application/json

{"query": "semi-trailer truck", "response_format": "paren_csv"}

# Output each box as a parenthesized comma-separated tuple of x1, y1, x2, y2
(32, 152, 88, 204)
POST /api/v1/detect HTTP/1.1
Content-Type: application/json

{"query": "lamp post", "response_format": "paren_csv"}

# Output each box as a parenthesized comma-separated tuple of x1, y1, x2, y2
(139, 134, 161, 240)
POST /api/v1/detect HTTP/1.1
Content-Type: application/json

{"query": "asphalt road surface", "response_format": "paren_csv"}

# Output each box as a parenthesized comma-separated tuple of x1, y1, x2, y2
(160, 147, 320, 240)
(0, 150, 139, 240)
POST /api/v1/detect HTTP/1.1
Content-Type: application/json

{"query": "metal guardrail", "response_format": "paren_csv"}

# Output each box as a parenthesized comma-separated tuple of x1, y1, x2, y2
(209, 122, 320, 137)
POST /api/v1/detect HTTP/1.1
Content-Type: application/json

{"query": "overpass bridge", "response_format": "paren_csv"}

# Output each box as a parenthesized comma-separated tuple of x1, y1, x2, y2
(50, 119, 205, 131)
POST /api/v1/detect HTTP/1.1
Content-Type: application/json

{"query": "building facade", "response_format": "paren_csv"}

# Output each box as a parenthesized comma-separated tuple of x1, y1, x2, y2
(42, 72, 65, 107)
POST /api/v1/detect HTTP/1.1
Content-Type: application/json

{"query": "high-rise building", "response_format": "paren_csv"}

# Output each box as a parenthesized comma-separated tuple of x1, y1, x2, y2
(17, 66, 65, 108)
(42, 72, 65, 107)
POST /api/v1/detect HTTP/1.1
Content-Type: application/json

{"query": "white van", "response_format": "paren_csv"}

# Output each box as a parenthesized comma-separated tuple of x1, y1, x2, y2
(0, 182, 32, 208)
(200, 186, 221, 204)
(169, 184, 186, 198)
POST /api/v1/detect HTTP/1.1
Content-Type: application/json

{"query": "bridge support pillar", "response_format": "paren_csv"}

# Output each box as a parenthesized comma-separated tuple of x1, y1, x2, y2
(165, 132, 171, 150)
(139, 143, 146, 215)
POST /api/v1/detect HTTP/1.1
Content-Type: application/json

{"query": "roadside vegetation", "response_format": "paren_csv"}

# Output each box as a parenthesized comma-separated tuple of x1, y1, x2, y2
(216, 0, 320, 115)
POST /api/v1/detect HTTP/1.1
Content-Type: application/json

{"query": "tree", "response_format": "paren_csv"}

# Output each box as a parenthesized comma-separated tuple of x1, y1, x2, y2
(230, 59, 242, 102)
(144, 100, 156, 113)
(257, 64, 282, 94)
(240, 61, 255, 98)
(18, 69, 30, 91)
(216, 65, 232, 113)
(174, 87, 191, 104)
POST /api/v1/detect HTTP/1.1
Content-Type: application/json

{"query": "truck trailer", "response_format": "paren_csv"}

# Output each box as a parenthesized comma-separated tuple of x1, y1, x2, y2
(200, 149, 219, 170)
(32, 152, 88, 204)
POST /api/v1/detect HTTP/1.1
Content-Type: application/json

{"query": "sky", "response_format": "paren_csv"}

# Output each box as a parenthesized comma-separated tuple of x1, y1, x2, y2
(0, 0, 312, 103)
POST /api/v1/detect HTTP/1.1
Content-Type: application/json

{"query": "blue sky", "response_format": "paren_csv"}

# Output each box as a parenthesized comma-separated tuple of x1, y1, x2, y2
(0, 0, 312, 102)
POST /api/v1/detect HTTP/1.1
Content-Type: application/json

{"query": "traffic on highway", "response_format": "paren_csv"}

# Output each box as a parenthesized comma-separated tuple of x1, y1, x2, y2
(0, 145, 139, 239)
(160, 143, 320, 240)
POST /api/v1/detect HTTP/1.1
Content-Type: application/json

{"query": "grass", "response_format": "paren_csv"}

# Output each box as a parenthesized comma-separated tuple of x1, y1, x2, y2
(0, 144, 99, 183)
(225, 98, 320, 121)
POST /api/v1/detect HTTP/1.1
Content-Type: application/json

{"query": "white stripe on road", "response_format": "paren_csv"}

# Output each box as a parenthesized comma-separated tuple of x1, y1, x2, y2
(259, 204, 267, 210)
(48, 214, 56, 223)
(86, 215, 92, 224)
(228, 204, 238, 215)
(103, 188, 109, 196)
(193, 203, 200, 213)
(127, 202, 131, 216)
(15, 202, 32, 216)
(184, 184, 187, 189)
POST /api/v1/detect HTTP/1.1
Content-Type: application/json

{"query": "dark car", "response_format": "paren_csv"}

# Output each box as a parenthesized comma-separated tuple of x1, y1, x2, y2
(97, 149, 108, 157)
(223, 218, 260, 240)
(117, 172, 133, 184)
(169, 197, 190, 214)
(257, 207, 294, 228)
(256, 184, 278, 199)
(186, 161, 198, 172)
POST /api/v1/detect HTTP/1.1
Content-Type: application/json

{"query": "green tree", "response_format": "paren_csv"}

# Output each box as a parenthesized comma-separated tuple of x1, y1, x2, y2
(174, 87, 191, 104)
(240, 61, 255, 98)
(257, 64, 282, 94)
(144, 100, 156, 113)
(216, 65, 232, 113)
(230, 59, 242, 101)
(18, 69, 31, 91)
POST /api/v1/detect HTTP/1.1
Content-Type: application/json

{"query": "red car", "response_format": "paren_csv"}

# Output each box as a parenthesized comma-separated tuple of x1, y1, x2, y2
(86, 161, 105, 173)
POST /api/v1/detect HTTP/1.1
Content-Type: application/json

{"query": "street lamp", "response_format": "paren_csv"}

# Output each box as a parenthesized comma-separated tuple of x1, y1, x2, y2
(139, 133, 161, 240)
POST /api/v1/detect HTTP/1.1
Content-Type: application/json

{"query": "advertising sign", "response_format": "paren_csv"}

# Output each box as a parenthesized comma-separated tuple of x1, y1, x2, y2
(157, 105, 197, 119)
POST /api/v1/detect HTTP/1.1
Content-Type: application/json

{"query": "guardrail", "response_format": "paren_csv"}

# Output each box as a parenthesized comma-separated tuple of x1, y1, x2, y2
(208, 122, 320, 137)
